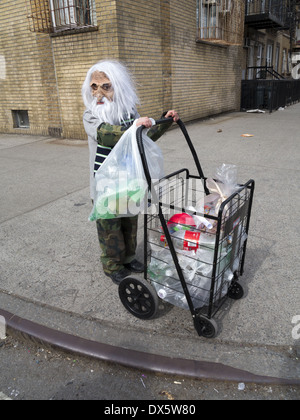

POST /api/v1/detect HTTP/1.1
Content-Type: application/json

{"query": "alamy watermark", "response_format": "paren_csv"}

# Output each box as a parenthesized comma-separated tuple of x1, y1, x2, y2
(292, 315, 300, 340)
(93, 173, 206, 219)
(0, 315, 6, 340)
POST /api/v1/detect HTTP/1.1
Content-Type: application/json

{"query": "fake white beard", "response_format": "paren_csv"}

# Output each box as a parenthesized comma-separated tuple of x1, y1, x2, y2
(90, 96, 125, 125)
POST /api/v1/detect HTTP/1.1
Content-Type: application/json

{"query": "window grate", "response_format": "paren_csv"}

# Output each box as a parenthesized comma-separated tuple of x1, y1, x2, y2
(197, 0, 244, 45)
(26, 0, 97, 34)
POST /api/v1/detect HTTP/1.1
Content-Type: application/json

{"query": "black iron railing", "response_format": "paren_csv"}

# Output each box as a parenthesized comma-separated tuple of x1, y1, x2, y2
(246, 66, 285, 80)
(241, 79, 300, 112)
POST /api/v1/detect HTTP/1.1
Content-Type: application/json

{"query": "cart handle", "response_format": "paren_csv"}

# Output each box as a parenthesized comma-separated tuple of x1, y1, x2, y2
(136, 117, 207, 192)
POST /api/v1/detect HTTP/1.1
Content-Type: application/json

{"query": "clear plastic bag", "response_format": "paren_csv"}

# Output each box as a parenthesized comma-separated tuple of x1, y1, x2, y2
(89, 120, 164, 220)
(214, 163, 238, 197)
(203, 164, 239, 216)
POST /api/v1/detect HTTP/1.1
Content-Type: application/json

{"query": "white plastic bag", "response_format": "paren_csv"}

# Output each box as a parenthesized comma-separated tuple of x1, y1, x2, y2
(89, 120, 164, 220)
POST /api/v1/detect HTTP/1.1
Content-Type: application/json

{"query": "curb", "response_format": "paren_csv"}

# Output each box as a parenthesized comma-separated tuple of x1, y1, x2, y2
(1, 308, 299, 386)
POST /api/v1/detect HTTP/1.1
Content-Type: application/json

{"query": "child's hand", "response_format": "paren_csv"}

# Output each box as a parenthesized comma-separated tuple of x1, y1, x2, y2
(136, 117, 154, 128)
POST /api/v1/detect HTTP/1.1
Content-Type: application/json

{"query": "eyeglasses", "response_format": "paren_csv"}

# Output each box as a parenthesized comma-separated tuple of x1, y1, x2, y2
(91, 83, 113, 92)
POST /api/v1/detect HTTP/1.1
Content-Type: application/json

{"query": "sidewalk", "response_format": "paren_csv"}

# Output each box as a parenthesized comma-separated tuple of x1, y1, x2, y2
(0, 105, 299, 384)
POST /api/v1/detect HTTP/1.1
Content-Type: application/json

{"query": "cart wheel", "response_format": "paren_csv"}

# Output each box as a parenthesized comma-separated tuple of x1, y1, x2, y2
(118, 276, 158, 320)
(194, 316, 218, 338)
(228, 282, 244, 300)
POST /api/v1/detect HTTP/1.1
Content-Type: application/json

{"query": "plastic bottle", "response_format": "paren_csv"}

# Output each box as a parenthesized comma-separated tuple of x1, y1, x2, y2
(157, 286, 175, 300)
(174, 292, 188, 309)
(148, 229, 166, 252)
(157, 284, 189, 310)
(157, 279, 179, 300)
(148, 259, 172, 282)
(171, 230, 215, 252)
(189, 276, 211, 307)
(232, 227, 248, 272)
(192, 214, 213, 230)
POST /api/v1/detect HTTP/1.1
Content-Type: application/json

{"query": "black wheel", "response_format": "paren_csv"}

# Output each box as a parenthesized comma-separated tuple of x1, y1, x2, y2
(118, 276, 158, 320)
(194, 316, 218, 338)
(228, 282, 244, 300)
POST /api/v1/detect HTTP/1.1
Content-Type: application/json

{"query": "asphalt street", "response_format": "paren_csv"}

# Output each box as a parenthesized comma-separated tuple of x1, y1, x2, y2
(0, 335, 299, 400)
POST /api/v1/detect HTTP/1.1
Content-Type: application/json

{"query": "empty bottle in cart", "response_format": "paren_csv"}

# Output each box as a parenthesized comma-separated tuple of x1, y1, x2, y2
(169, 230, 215, 252)
(157, 282, 188, 310)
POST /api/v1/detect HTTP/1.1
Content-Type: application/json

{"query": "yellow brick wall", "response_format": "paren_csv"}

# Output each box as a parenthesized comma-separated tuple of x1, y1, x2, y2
(0, 0, 245, 139)
(170, 0, 244, 122)
(0, 0, 61, 136)
(51, 0, 121, 139)
(115, 0, 165, 119)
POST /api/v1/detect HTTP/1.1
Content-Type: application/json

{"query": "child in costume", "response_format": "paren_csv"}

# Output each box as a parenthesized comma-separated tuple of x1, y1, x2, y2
(82, 60, 179, 284)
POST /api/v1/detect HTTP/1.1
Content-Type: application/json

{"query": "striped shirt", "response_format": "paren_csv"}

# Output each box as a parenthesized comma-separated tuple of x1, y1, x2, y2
(94, 115, 136, 175)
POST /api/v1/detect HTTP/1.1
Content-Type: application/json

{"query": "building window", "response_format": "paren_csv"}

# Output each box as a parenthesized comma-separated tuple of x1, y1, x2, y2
(27, 0, 97, 34)
(266, 43, 273, 67)
(196, 0, 243, 45)
(246, 0, 266, 15)
(274, 44, 280, 73)
(198, 0, 218, 39)
(50, 0, 96, 32)
(282, 49, 287, 73)
(12, 111, 30, 129)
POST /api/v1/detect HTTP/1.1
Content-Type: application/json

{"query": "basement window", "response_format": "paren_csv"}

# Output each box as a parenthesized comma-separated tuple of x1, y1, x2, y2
(12, 110, 30, 129)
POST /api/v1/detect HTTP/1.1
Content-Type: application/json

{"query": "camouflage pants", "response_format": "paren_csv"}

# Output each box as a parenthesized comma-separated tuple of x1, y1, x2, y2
(96, 216, 138, 274)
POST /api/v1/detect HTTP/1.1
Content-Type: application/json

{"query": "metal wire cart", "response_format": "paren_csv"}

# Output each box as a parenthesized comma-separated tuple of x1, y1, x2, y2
(118, 118, 255, 338)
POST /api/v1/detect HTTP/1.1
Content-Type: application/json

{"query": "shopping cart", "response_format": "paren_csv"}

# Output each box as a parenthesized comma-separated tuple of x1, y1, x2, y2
(118, 118, 255, 338)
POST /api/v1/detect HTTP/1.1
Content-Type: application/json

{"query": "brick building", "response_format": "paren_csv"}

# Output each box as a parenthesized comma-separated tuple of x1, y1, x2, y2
(0, 0, 245, 139)
(240, 1, 300, 113)
(243, 0, 293, 80)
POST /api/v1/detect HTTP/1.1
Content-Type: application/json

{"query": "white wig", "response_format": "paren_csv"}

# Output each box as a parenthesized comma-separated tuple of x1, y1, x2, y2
(82, 60, 140, 125)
